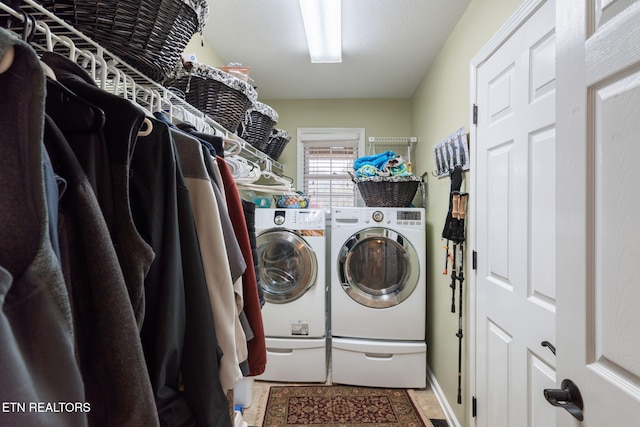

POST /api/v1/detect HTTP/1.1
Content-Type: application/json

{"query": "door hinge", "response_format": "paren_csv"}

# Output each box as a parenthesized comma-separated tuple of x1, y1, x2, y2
(472, 250, 477, 270)
(472, 396, 477, 417)
(473, 104, 478, 125)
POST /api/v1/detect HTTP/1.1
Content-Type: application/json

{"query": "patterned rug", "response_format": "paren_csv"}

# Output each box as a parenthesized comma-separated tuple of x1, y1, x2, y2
(262, 385, 427, 426)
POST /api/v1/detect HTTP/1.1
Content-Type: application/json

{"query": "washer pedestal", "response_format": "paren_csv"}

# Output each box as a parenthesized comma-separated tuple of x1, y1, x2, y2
(256, 337, 327, 383)
(331, 337, 426, 388)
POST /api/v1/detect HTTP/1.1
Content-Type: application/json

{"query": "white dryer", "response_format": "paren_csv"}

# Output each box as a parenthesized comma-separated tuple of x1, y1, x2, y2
(254, 208, 327, 383)
(331, 207, 426, 388)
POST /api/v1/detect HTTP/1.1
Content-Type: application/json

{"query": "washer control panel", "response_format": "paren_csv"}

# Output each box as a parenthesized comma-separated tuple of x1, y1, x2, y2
(274, 212, 286, 225)
(333, 208, 424, 229)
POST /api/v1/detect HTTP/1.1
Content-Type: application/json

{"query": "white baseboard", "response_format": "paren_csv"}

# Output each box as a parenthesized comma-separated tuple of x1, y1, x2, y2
(426, 365, 462, 427)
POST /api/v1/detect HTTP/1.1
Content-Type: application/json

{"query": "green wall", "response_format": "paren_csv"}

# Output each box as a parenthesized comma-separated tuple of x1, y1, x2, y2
(411, 0, 525, 424)
(262, 99, 412, 187)
(184, 34, 225, 67)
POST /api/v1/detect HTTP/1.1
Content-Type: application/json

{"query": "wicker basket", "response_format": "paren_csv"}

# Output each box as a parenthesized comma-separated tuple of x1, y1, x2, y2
(263, 128, 291, 161)
(354, 175, 422, 207)
(167, 62, 258, 132)
(239, 101, 278, 151)
(38, 0, 209, 82)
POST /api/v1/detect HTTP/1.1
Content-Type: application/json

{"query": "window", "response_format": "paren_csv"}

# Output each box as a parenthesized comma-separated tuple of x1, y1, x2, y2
(297, 128, 365, 211)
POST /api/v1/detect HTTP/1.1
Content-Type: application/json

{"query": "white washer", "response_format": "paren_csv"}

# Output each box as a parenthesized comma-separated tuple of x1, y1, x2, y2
(331, 207, 426, 388)
(254, 208, 327, 383)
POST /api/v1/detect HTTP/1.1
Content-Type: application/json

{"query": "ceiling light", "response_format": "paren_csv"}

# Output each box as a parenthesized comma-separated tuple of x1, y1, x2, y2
(299, 0, 342, 63)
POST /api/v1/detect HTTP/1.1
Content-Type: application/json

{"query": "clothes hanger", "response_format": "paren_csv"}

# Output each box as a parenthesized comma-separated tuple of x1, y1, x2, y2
(40, 60, 57, 80)
(57, 35, 77, 62)
(227, 156, 261, 183)
(236, 182, 292, 194)
(150, 89, 168, 113)
(223, 136, 242, 157)
(172, 104, 187, 124)
(260, 168, 294, 190)
(19, 11, 36, 43)
(38, 20, 54, 52)
(75, 48, 97, 82)
(137, 117, 153, 137)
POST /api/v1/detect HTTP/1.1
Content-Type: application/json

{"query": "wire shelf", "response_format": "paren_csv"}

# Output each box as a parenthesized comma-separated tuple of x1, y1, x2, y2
(0, 0, 284, 172)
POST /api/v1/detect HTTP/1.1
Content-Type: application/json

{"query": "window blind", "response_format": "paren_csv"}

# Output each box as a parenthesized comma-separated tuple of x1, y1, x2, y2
(300, 138, 360, 210)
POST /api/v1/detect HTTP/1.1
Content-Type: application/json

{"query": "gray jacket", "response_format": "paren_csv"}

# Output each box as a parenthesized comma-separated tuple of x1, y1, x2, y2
(0, 28, 88, 427)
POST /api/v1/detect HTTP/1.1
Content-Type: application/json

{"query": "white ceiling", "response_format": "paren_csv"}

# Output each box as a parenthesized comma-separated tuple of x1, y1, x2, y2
(202, 0, 471, 100)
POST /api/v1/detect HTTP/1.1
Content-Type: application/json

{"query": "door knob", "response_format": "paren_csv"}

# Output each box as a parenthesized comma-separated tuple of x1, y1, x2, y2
(544, 379, 584, 421)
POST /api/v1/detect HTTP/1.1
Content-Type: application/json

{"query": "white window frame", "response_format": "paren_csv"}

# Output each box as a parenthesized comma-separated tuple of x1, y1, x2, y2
(297, 128, 366, 212)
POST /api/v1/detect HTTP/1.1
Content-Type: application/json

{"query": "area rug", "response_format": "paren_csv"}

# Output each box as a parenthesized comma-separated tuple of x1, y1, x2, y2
(262, 385, 427, 426)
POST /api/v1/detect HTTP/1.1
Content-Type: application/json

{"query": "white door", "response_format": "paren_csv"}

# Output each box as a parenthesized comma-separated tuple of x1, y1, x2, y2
(554, 0, 640, 425)
(474, 1, 557, 426)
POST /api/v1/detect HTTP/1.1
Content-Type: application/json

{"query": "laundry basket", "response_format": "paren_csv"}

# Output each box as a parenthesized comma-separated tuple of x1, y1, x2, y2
(167, 62, 258, 132)
(37, 0, 209, 82)
(262, 129, 291, 161)
(353, 175, 422, 207)
(239, 101, 278, 152)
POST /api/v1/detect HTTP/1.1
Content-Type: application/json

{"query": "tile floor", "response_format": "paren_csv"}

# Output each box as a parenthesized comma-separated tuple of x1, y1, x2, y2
(241, 378, 447, 427)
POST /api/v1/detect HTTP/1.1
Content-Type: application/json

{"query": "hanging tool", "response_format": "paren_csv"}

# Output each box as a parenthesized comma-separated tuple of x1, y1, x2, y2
(441, 165, 468, 405)
(455, 192, 468, 404)
(441, 167, 463, 242)
(450, 240, 457, 313)
(456, 243, 464, 404)
(449, 191, 460, 312)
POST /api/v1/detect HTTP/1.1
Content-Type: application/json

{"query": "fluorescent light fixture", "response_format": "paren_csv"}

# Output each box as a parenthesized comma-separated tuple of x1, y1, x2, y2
(299, 0, 342, 63)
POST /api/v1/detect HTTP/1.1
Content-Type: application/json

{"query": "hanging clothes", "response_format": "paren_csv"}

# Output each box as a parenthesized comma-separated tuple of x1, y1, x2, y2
(128, 117, 207, 426)
(40, 51, 232, 426)
(0, 28, 88, 427)
(175, 170, 233, 426)
(217, 158, 267, 376)
(42, 51, 154, 329)
(176, 121, 225, 157)
(43, 115, 160, 426)
(204, 153, 246, 285)
(2, 11, 269, 424)
(171, 128, 247, 391)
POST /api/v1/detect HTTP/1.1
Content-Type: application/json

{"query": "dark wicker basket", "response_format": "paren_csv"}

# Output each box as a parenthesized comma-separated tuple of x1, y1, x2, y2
(354, 175, 422, 207)
(167, 62, 258, 132)
(38, 0, 208, 82)
(239, 101, 278, 151)
(263, 129, 291, 161)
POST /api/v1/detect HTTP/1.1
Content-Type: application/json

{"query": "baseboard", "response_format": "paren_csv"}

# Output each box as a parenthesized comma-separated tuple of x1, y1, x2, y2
(426, 365, 462, 427)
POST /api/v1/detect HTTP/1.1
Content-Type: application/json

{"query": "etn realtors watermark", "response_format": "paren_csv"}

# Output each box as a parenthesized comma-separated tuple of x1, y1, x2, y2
(2, 402, 91, 413)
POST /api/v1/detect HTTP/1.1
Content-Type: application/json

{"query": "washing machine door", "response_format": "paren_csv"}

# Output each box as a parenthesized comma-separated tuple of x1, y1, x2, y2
(257, 229, 318, 304)
(337, 227, 419, 308)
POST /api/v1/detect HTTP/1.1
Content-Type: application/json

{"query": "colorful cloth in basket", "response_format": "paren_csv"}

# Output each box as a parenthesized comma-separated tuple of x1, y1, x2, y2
(354, 152, 412, 178)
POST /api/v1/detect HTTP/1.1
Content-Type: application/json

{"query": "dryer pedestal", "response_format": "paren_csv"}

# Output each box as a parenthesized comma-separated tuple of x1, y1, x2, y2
(256, 337, 327, 383)
(331, 337, 426, 388)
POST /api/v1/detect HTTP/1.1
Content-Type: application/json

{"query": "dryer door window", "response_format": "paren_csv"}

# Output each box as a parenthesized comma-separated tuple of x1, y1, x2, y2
(338, 227, 419, 308)
(257, 229, 318, 304)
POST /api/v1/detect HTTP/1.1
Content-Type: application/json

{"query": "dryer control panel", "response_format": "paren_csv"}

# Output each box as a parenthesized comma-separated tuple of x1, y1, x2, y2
(270, 209, 325, 230)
